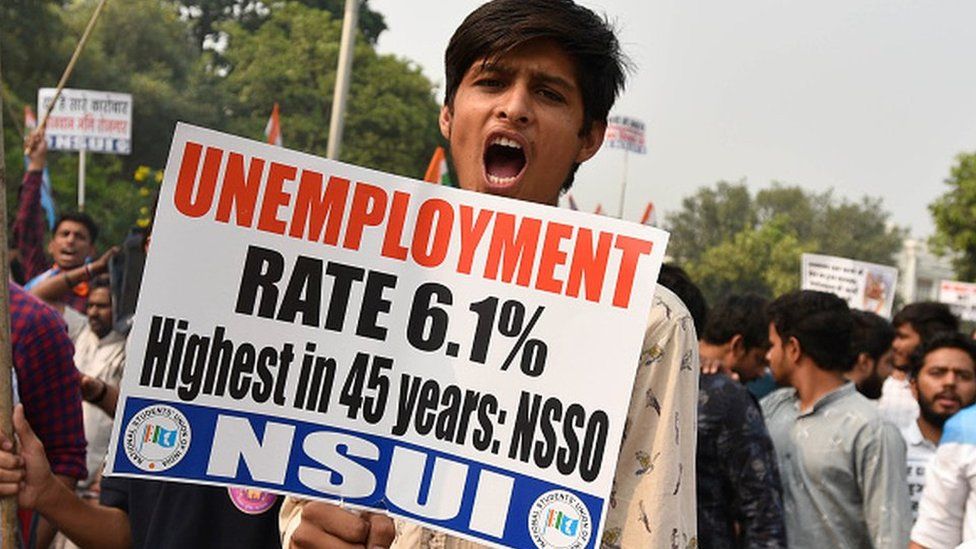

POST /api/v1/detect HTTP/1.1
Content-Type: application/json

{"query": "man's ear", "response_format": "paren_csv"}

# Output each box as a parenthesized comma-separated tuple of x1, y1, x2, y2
(729, 334, 746, 359)
(852, 352, 872, 377)
(786, 336, 803, 364)
(574, 120, 606, 164)
(439, 105, 453, 141)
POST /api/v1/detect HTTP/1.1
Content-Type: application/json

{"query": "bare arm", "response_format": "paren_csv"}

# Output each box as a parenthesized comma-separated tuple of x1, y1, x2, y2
(81, 375, 119, 417)
(33, 473, 79, 548)
(0, 405, 131, 549)
(29, 247, 118, 305)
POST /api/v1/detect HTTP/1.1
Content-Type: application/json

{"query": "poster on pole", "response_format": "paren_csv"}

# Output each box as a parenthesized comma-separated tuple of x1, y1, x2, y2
(604, 116, 646, 154)
(105, 124, 669, 548)
(801, 253, 898, 318)
(938, 280, 976, 322)
(37, 87, 132, 154)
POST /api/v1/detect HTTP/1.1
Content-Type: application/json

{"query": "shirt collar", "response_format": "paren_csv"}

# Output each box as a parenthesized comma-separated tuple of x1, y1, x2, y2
(902, 418, 938, 450)
(797, 382, 856, 417)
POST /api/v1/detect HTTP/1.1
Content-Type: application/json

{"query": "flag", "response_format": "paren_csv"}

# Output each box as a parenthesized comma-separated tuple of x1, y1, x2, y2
(423, 146, 452, 185)
(265, 103, 282, 147)
(594, 204, 604, 215)
(24, 106, 56, 230)
(565, 193, 579, 211)
(640, 202, 656, 226)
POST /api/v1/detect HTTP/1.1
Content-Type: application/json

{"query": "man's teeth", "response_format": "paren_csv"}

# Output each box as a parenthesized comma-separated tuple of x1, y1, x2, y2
(487, 174, 517, 185)
(490, 136, 521, 149)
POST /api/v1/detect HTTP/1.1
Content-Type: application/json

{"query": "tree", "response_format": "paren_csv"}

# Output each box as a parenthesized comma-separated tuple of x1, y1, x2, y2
(218, 2, 440, 178)
(665, 181, 906, 303)
(930, 151, 976, 280)
(179, 0, 387, 50)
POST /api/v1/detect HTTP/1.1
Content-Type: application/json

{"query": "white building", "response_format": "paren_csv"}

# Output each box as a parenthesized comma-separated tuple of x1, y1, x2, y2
(897, 238, 957, 303)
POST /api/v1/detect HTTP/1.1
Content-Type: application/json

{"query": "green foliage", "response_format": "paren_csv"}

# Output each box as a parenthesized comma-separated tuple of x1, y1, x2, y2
(1, 0, 439, 253)
(930, 151, 976, 280)
(219, 2, 439, 177)
(666, 182, 906, 304)
(179, 0, 387, 49)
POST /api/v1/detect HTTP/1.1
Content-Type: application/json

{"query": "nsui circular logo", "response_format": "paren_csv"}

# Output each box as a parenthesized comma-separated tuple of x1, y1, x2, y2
(123, 405, 191, 472)
(527, 490, 592, 549)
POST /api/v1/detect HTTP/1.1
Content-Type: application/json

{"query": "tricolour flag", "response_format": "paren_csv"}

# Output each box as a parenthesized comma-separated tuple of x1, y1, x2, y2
(423, 146, 452, 185)
(265, 103, 282, 147)
(24, 106, 56, 230)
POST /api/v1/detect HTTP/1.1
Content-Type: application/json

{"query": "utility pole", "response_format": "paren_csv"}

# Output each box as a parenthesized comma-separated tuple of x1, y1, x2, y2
(326, 0, 360, 160)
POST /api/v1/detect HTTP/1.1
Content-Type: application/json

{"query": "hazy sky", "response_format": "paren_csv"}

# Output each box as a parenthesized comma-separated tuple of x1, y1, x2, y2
(371, 0, 976, 238)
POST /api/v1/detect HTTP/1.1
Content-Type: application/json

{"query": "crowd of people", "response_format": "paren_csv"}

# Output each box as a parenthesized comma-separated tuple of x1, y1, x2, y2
(0, 1, 973, 548)
(661, 265, 976, 549)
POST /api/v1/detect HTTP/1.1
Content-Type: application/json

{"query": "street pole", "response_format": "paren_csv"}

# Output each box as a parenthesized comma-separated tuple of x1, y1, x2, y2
(326, 0, 359, 160)
(0, 44, 21, 549)
(617, 149, 629, 220)
(78, 148, 86, 211)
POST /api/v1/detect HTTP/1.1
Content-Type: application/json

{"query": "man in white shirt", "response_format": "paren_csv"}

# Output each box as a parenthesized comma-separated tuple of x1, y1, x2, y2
(911, 402, 976, 549)
(881, 302, 959, 429)
(73, 277, 126, 488)
(903, 333, 976, 521)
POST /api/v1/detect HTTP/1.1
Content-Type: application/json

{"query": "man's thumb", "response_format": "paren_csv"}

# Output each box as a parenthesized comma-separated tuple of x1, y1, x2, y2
(13, 404, 40, 449)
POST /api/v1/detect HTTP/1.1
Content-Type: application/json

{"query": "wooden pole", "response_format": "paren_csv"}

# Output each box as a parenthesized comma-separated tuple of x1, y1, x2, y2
(0, 39, 22, 549)
(34, 0, 111, 135)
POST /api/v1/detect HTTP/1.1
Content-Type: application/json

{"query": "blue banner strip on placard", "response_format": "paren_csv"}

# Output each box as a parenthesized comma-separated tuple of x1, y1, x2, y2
(110, 397, 604, 548)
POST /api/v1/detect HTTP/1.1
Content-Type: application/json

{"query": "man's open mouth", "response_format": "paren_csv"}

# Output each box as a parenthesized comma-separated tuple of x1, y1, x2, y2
(483, 135, 526, 188)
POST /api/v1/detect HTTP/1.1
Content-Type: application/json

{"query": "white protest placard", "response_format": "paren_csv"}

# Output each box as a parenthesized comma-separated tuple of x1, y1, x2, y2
(38, 87, 132, 154)
(105, 124, 669, 548)
(801, 253, 899, 318)
(939, 280, 976, 321)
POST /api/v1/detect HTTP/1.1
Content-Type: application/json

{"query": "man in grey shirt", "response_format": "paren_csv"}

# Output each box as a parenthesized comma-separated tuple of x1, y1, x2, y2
(761, 290, 911, 549)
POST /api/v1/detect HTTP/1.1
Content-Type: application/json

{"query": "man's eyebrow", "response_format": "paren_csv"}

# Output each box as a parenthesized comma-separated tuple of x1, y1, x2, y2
(474, 62, 577, 92)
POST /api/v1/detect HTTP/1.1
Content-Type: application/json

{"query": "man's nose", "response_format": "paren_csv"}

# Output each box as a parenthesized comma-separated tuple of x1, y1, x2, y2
(496, 85, 533, 125)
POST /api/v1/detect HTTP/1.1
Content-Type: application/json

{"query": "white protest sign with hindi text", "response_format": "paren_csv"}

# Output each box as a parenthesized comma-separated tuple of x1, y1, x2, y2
(939, 280, 976, 322)
(801, 253, 898, 318)
(105, 124, 669, 549)
(37, 87, 132, 154)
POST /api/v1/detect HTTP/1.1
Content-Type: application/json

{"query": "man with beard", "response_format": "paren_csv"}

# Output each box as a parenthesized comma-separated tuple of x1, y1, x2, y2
(902, 333, 976, 522)
(881, 302, 959, 429)
(847, 310, 896, 399)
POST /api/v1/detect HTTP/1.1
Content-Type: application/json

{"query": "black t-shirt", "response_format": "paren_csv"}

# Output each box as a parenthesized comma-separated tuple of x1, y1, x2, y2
(100, 477, 282, 549)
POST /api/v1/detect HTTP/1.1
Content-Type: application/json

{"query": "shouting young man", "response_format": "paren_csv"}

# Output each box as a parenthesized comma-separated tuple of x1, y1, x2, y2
(282, 1, 700, 547)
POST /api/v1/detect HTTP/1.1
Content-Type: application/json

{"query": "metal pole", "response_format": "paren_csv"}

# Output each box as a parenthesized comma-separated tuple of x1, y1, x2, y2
(326, 0, 360, 160)
(0, 42, 22, 549)
(78, 148, 86, 211)
(617, 149, 629, 219)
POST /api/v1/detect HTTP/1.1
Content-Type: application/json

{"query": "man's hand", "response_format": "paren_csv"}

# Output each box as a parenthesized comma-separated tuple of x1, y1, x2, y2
(0, 404, 59, 511)
(90, 246, 121, 277)
(700, 356, 739, 381)
(80, 375, 104, 402)
(25, 130, 48, 172)
(291, 502, 395, 549)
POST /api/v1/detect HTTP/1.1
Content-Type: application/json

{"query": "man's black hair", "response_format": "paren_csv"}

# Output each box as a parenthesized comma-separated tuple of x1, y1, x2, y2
(892, 302, 959, 342)
(55, 212, 99, 244)
(657, 264, 707, 336)
(850, 310, 895, 363)
(89, 275, 111, 291)
(909, 331, 976, 380)
(767, 290, 853, 372)
(444, 0, 629, 190)
(701, 293, 769, 351)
